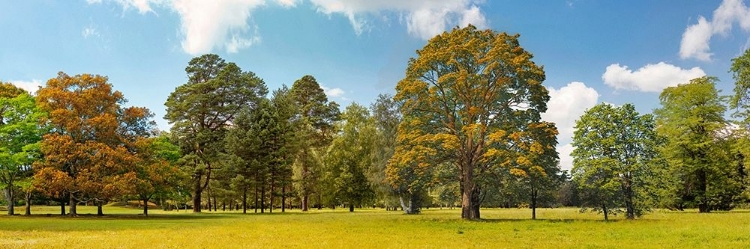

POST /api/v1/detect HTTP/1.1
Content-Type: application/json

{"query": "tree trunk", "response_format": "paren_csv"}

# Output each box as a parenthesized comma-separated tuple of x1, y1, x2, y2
(260, 184, 266, 214)
(97, 201, 104, 216)
(281, 185, 286, 213)
(142, 197, 149, 216)
(5, 188, 14, 215)
(242, 186, 248, 214)
(68, 193, 77, 216)
(531, 189, 537, 220)
(624, 180, 635, 219)
(254, 185, 258, 213)
(60, 200, 66, 215)
(317, 193, 322, 210)
(697, 169, 709, 213)
(602, 204, 609, 221)
(349, 203, 354, 212)
(24, 191, 32, 216)
(213, 196, 217, 212)
(460, 172, 480, 220)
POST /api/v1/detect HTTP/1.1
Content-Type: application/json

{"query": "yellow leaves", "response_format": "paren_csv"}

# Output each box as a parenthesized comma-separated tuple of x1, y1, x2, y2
(487, 130, 507, 143)
(510, 168, 527, 177)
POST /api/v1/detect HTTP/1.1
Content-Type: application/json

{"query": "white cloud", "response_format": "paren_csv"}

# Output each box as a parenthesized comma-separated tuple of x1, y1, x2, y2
(9, 79, 43, 94)
(321, 86, 345, 98)
(91, 0, 487, 54)
(557, 143, 574, 173)
(680, 0, 750, 61)
(172, 0, 265, 55)
(541, 82, 599, 145)
(309, 0, 488, 39)
(602, 62, 705, 93)
(275, 0, 298, 8)
(541, 82, 599, 173)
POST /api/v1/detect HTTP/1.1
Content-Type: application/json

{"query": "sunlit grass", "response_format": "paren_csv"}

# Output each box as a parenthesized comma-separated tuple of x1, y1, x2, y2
(0, 206, 748, 248)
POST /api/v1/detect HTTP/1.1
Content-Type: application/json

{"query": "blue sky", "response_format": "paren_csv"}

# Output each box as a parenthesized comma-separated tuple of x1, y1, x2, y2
(2, 0, 749, 171)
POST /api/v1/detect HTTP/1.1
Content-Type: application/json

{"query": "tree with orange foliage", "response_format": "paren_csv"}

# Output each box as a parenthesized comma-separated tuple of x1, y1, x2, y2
(34, 72, 151, 216)
(392, 26, 551, 220)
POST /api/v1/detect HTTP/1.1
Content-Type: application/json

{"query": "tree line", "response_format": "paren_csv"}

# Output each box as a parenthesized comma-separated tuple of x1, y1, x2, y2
(1, 26, 748, 220)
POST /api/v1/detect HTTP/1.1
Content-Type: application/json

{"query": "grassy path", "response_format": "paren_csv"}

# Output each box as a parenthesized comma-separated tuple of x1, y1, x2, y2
(0, 206, 747, 248)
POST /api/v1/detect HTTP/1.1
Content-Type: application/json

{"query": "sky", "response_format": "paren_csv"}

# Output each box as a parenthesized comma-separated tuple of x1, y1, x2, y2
(2, 0, 749, 171)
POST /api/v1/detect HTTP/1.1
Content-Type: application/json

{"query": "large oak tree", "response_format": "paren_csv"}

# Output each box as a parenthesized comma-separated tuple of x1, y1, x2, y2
(392, 25, 550, 219)
(34, 72, 146, 216)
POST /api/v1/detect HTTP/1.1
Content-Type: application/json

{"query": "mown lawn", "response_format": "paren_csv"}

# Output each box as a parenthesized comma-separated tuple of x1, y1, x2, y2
(0, 206, 747, 248)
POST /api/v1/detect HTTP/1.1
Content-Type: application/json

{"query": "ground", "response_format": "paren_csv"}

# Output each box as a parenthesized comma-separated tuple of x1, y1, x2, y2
(0, 206, 747, 248)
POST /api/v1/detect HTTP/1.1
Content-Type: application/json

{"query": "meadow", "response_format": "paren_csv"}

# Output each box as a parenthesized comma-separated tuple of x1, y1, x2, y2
(0, 206, 747, 248)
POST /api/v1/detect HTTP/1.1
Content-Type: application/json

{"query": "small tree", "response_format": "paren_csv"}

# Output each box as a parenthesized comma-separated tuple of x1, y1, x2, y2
(0, 83, 46, 215)
(324, 103, 376, 212)
(572, 103, 660, 220)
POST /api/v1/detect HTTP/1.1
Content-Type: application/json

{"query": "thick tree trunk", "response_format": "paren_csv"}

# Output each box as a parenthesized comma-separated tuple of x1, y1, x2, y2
(60, 200, 66, 215)
(460, 172, 480, 220)
(349, 203, 354, 212)
(192, 166, 211, 213)
(68, 193, 77, 216)
(5, 188, 14, 215)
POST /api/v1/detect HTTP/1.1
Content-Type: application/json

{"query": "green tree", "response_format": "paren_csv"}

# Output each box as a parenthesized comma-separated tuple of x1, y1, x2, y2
(0, 83, 46, 215)
(165, 54, 267, 212)
(368, 94, 401, 209)
(730, 49, 750, 200)
(392, 25, 549, 219)
(572, 103, 660, 220)
(290, 75, 339, 211)
(132, 133, 183, 215)
(655, 77, 741, 212)
(324, 103, 376, 212)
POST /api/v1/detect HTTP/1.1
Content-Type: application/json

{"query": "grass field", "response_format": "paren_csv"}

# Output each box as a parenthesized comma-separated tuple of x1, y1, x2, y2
(0, 206, 748, 248)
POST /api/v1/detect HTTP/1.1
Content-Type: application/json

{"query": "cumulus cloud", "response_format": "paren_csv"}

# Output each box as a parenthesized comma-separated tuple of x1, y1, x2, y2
(171, 0, 265, 55)
(602, 62, 705, 93)
(541, 82, 599, 144)
(541, 82, 599, 172)
(309, 0, 488, 39)
(680, 0, 750, 61)
(321, 86, 345, 98)
(9, 79, 43, 94)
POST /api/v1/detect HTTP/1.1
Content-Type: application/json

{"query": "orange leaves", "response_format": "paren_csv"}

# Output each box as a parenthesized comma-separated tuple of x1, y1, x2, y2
(34, 71, 158, 204)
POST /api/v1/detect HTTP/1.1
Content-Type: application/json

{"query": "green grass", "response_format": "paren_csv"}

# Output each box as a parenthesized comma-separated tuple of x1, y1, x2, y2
(0, 206, 748, 248)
